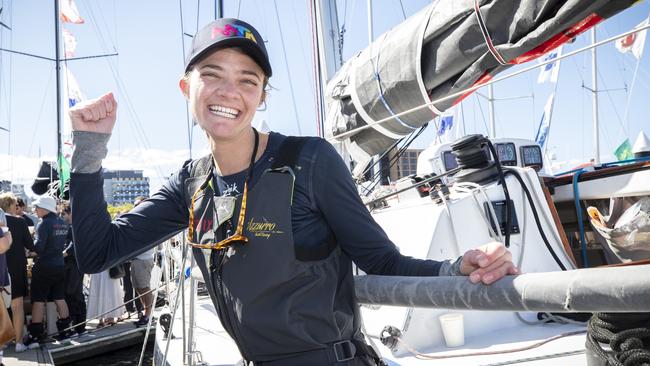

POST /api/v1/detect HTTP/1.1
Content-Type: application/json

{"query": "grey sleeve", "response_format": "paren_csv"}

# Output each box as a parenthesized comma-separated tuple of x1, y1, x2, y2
(438, 256, 464, 276)
(71, 131, 111, 173)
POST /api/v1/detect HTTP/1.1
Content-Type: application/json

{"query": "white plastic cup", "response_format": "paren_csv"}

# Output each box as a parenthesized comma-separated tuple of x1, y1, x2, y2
(439, 313, 465, 347)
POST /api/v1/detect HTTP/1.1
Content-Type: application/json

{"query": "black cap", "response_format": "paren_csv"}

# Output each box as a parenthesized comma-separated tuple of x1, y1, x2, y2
(184, 18, 272, 77)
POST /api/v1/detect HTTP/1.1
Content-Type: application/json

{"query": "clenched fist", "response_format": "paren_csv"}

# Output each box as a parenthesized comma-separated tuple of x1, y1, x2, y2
(69, 92, 117, 134)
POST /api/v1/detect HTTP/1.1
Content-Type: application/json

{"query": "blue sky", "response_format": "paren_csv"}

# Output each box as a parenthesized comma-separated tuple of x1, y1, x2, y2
(1, 0, 649, 193)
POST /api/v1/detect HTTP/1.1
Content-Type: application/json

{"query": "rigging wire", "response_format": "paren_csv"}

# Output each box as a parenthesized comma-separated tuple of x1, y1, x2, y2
(595, 67, 625, 149)
(398, 0, 407, 20)
(83, 2, 166, 180)
(26, 70, 55, 159)
(272, 0, 302, 135)
(308, 0, 324, 137)
(237, 0, 242, 18)
(360, 125, 427, 196)
(291, 0, 315, 95)
(178, 0, 194, 158)
(196, 0, 201, 34)
(474, 94, 490, 136)
(0, 1, 13, 180)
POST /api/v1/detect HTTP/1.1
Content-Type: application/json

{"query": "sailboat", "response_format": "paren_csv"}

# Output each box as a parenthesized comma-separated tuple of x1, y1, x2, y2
(152, 1, 650, 366)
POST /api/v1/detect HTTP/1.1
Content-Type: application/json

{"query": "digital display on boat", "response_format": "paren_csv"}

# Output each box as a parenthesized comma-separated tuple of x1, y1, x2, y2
(496, 143, 517, 166)
(521, 145, 543, 169)
(442, 151, 458, 171)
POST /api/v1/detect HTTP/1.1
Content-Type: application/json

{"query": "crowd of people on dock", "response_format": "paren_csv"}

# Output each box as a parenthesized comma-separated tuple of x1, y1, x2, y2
(0, 192, 155, 357)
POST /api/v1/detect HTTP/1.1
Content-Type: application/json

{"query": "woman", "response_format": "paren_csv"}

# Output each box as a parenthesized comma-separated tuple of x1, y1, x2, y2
(0, 208, 12, 366)
(69, 18, 517, 365)
(86, 269, 124, 328)
(0, 193, 34, 352)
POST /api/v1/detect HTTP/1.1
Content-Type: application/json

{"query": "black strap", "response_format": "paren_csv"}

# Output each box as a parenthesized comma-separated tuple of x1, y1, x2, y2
(189, 154, 214, 190)
(253, 339, 384, 365)
(271, 136, 311, 170)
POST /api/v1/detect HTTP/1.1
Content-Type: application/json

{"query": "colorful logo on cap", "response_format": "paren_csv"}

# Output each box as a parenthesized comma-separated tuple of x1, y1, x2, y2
(211, 23, 257, 44)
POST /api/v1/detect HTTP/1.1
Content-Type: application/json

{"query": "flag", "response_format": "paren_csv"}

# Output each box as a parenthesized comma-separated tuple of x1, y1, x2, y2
(435, 111, 456, 143)
(614, 139, 634, 161)
(60, 0, 84, 24)
(437, 115, 454, 136)
(615, 19, 648, 59)
(63, 29, 77, 58)
(537, 47, 562, 84)
(60, 65, 85, 195)
(62, 64, 84, 109)
(535, 93, 555, 149)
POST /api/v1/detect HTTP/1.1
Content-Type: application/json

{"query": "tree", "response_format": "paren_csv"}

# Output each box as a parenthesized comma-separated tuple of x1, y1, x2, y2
(107, 203, 133, 219)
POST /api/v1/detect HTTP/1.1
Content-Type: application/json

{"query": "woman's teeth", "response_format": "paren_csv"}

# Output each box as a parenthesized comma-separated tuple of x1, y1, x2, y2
(210, 105, 239, 118)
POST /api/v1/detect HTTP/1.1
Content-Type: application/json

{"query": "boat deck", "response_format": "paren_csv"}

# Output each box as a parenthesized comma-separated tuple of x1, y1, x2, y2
(3, 317, 155, 365)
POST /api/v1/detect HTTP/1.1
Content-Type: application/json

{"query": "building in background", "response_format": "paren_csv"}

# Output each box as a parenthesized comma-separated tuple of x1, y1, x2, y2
(377, 148, 424, 185)
(0, 180, 10, 193)
(103, 170, 150, 205)
(396, 149, 423, 179)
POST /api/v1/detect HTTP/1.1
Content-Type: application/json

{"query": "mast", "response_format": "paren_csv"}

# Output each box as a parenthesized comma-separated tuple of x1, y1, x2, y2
(367, 0, 373, 44)
(215, 0, 223, 19)
(311, 0, 341, 137)
(591, 27, 600, 164)
(488, 84, 496, 137)
(54, 0, 64, 176)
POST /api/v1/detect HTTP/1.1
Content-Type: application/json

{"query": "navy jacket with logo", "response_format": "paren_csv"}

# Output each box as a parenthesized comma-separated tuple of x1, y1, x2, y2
(34, 212, 67, 268)
(70, 132, 442, 361)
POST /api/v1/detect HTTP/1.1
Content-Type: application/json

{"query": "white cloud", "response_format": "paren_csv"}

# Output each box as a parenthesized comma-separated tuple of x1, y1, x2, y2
(0, 147, 210, 196)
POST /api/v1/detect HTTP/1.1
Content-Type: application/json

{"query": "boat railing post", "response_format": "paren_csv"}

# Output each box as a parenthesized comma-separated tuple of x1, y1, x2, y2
(186, 252, 197, 366)
(181, 237, 187, 364)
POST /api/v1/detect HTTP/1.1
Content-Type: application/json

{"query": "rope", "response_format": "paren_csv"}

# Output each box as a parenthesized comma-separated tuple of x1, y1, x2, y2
(472, 0, 508, 65)
(586, 313, 650, 366)
(383, 328, 587, 360)
(572, 169, 589, 267)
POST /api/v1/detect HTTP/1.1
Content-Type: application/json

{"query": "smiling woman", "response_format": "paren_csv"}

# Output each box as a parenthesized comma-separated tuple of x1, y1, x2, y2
(180, 48, 267, 154)
(67, 16, 516, 366)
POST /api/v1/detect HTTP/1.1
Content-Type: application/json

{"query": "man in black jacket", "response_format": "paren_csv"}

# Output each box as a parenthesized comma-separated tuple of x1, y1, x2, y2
(24, 196, 73, 348)
(61, 202, 86, 335)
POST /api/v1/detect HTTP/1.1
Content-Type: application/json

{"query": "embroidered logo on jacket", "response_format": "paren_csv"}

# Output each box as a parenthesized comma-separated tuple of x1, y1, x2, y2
(246, 217, 284, 239)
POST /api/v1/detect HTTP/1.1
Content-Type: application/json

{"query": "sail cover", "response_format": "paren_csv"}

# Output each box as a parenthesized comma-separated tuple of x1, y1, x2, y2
(325, 0, 638, 173)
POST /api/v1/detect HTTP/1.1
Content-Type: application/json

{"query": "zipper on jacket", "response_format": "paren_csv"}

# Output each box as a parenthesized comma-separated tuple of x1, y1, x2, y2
(211, 249, 249, 359)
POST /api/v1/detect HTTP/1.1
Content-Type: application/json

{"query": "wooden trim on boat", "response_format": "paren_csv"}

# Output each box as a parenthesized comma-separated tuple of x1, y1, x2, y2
(603, 259, 650, 267)
(539, 177, 577, 267)
(545, 161, 650, 188)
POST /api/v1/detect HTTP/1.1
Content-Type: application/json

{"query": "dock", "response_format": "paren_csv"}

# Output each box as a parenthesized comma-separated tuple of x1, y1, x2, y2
(3, 317, 155, 365)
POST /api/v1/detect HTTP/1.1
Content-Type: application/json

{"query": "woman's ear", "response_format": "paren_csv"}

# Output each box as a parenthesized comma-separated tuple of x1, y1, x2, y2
(179, 78, 190, 99)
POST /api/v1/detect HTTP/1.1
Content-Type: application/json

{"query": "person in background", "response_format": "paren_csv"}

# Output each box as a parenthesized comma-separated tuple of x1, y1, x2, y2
(121, 259, 144, 320)
(15, 198, 35, 227)
(86, 211, 125, 329)
(0, 208, 13, 366)
(24, 196, 72, 348)
(129, 196, 155, 327)
(61, 202, 87, 335)
(0, 193, 34, 352)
